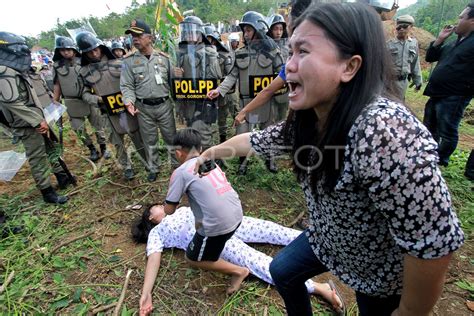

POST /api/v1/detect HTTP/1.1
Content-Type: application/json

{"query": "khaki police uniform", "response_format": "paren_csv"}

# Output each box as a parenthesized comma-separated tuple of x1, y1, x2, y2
(387, 37, 422, 98)
(121, 50, 178, 172)
(217, 41, 283, 135)
(28, 69, 52, 108)
(271, 38, 289, 123)
(177, 44, 222, 148)
(53, 57, 106, 148)
(80, 56, 146, 170)
(0, 65, 63, 189)
(216, 49, 234, 142)
(225, 49, 240, 124)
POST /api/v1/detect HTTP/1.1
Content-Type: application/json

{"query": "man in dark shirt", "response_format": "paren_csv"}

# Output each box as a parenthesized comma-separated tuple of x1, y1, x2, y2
(423, 2, 474, 166)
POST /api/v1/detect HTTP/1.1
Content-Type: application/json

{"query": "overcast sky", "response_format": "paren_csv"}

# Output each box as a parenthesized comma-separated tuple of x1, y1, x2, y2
(0, 0, 147, 37)
(2, 0, 416, 37)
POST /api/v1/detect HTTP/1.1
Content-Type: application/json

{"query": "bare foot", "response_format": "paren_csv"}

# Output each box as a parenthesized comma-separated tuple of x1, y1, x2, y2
(226, 267, 249, 295)
(312, 282, 343, 312)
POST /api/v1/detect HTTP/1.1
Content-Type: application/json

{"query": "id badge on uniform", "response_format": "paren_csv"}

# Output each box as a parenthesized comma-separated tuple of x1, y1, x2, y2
(154, 65, 163, 85)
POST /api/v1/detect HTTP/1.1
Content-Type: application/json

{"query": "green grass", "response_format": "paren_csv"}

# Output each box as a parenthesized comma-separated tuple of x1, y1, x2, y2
(0, 182, 127, 314)
(440, 149, 474, 237)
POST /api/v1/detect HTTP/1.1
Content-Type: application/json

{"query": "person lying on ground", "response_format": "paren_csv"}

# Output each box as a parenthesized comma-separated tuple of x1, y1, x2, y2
(132, 205, 343, 316)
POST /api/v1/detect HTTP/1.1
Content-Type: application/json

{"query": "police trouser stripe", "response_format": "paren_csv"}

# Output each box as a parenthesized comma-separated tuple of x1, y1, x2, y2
(197, 236, 208, 261)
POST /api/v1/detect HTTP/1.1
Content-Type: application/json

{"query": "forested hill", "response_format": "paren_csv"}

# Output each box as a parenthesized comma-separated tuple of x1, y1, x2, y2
(397, 0, 469, 36)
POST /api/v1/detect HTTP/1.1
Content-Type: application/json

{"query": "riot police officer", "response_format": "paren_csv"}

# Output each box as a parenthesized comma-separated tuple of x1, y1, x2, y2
(208, 11, 284, 174)
(76, 31, 147, 180)
(228, 33, 240, 52)
(0, 32, 69, 204)
(52, 36, 109, 162)
(111, 41, 126, 59)
(176, 16, 222, 149)
(203, 23, 234, 143)
(121, 19, 178, 182)
(267, 14, 289, 125)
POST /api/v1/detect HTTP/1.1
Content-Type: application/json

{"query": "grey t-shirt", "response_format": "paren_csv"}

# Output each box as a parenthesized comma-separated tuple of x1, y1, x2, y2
(165, 157, 243, 237)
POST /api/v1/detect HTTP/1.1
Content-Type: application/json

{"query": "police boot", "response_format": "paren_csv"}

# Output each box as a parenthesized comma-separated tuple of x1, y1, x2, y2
(88, 145, 100, 162)
(55, 172, 76, 190)
(11, 135, 20, 145)
(123, 168, 135, 181)
(147, 172, 158, 182)
(265, 159, 278, 173)
(40, 187, 68, 204)
(100, 144, 111, 160)
(237, 157, 248, 175)
(465, 150, 474, 181)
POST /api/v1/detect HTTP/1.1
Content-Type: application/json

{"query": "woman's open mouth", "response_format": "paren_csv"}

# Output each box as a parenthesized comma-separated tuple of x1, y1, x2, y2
(287, 80, 301, 98)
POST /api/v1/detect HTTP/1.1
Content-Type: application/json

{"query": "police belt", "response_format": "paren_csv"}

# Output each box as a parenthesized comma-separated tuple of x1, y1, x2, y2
(138, 96, 169, 105)
(397, 74, 408, 81)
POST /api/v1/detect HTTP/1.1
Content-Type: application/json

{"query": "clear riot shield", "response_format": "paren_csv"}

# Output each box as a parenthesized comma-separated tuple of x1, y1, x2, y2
(80, 59, 139, 135)
(173, 36, 221, 147)
(173, 40, 220, 125)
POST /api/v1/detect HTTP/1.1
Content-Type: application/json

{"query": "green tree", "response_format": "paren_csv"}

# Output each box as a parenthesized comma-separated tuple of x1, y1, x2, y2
(415, 0, 468, 36)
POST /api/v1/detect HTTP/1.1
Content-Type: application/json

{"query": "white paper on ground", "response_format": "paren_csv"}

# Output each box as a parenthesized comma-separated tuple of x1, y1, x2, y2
(0, 150, 27, 181)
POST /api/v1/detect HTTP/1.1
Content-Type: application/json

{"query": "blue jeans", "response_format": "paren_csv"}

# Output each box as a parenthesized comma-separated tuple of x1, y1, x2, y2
(423, 96, 472, 166)
(269, 231, 401, 316)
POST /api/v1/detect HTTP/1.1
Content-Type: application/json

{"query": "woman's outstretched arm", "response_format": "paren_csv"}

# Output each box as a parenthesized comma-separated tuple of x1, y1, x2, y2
(139, 252, 162, 316)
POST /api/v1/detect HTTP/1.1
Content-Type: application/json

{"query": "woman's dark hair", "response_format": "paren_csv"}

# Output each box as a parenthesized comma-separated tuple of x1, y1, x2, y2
(290, 0, 313, 20)
(284, 2, 398, 191)
(131, 204, 158, 243)
(467, 2, 474, 19)
(173, 128, 202, 151)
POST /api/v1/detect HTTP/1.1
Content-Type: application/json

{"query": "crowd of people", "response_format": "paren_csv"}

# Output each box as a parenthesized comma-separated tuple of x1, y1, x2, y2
(0, 0, 473, 315)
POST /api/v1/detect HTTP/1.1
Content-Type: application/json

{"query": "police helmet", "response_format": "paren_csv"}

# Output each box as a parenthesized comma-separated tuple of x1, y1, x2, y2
(349, 0, 395, 12)
(203, 23, 228, 52)
(267, 14, 288, 39)
(228, 33, 240, 43)
(53, 36, 80, 61)
(179, 16, 210, 44)
(111, 41, 126, 52)
(203, 23, 220, 41)
(269, 14, 286, 30)
(0, 31, 31, 73)
(75, 32, 115, 65)
(76, 32, 104, 53)
(239, 11, 269, 34)
(368, 0, 395, 11)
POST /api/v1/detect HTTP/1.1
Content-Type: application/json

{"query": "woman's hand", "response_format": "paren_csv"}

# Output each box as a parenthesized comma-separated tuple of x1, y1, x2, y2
(139, 292, 153, 316)
(234, 111, 247, 126)
(207, 89, 220, 100)
(193, 155, 209, 175)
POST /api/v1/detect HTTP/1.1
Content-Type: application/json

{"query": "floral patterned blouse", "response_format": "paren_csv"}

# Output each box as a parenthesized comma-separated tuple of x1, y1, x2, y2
(249, 97, 464, 296)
